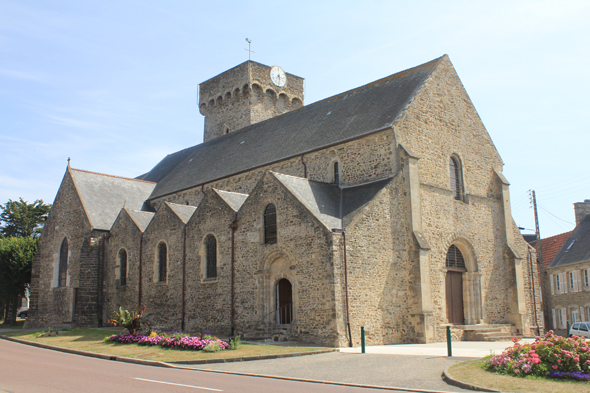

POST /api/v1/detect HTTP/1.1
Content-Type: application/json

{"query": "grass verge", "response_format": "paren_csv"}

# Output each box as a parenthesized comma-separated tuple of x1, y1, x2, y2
(1, 328, 330, 363)
(447, 359, 589, 393)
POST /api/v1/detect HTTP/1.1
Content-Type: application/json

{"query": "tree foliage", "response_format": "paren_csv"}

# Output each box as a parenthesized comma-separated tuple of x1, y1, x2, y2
(0, 198, 51, 238)
(0, 237, 38, 323)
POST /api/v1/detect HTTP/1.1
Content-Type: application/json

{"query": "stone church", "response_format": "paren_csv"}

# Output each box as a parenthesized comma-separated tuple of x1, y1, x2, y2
(26, 55, 542, 346)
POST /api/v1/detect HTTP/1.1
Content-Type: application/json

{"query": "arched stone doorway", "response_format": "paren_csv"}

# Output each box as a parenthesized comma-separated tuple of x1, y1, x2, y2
(445, 245, 466, 324)
(276, 278, 292, 324)
(445, 242, 483, 325)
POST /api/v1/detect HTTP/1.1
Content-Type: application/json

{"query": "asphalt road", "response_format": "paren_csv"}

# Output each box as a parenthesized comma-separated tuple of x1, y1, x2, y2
(0, 339, 462, 393)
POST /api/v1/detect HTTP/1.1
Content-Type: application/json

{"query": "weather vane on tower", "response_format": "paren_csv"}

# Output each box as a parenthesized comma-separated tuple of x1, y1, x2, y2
(245, 38, 254, 61)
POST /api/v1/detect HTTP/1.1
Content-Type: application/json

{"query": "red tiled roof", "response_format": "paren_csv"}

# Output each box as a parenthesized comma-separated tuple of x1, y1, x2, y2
(537, 231, 572, 268)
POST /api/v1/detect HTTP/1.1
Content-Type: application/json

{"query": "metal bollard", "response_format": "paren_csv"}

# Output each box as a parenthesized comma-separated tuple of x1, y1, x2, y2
(446, 326, 452, 357)
(361, 326, 366, 354)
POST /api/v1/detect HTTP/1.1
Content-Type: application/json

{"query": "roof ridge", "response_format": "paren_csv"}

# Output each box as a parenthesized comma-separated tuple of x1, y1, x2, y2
(70, 167, 156, 184)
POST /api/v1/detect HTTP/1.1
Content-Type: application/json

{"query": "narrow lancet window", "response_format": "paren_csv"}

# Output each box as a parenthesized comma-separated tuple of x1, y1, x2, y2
(157, 242, 167, 283)
(206, 235, 217, 279)
(58, 238, 68, 287)
(333, 162, 340, 186)
(450, 157, 463, 201)
(264, 204, 277, 244)
(119, 249, 127, 286)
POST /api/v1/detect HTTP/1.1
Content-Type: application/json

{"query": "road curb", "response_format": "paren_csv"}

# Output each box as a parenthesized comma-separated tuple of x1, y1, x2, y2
(1, 334, 464, 393)
(442, 366, 500, 392)
(0, 333, 332, 366)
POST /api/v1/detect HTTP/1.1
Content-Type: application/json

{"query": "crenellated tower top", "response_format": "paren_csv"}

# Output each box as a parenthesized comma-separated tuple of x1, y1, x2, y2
(199, 61, 304, 142)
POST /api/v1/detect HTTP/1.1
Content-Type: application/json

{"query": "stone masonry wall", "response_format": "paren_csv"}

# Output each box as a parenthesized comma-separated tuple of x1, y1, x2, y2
(232, 172, 338, 346)
(395, 55, 541, 340)
(103, 210, 144, 322)
(26, 169, 99, 329)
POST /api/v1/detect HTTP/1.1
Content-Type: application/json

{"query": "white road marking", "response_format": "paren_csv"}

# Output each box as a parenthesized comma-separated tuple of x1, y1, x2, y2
(134, 377, 223, 391)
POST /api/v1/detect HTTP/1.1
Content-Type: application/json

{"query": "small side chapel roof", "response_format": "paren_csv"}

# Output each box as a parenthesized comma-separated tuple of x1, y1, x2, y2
(69, 169, 155, 231)
(547, 216, 590, 269)
(125, 209, 155, 232)
(214, 189, 249, 212)
(166, 202, 197, 223)
(272, 172, 392, 230)
(141, 56, 445, 200)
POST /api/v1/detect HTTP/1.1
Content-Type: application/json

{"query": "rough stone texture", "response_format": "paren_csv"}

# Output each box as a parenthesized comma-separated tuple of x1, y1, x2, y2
(29, 56, 542, 347)
(26, 170, 103, 329)
(199, 61, 304, 142)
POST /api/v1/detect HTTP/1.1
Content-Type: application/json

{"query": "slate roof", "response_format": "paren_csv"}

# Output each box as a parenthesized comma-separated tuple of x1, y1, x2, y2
(214, 189, 249, 212)
(538, 231, 573, 269)
(166, 202, 197, 223)
(141, 56, 444, 200)
(272, 172, 392, 230)
(125, 209, 155, 232)
(547, 216, 590, 269)
(70, 169, 156, 231)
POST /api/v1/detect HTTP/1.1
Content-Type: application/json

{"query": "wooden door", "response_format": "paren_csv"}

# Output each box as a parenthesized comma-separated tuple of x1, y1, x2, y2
(446, 271, 464, 324)
(276, 279, 292, 324)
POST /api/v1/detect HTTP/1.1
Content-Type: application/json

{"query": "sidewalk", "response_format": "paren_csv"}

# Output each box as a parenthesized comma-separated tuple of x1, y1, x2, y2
(338, 338, 534, 358)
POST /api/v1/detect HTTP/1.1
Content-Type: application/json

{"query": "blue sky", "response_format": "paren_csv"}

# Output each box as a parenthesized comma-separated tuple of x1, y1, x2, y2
(1, 0, 589, 238)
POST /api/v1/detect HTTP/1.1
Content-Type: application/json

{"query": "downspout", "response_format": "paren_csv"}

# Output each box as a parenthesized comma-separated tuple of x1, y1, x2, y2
(301, 154, 307, 178)
(98, 234, 108, 327)
(230, 212, 238, 336)
(138, 233, 143, 306)
(528, 247, 540, 335)
(333, 188, 352, 347)
(182, 224, 187, 332)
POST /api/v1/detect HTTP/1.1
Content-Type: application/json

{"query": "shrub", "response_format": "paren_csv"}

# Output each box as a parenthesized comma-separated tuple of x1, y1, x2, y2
(107, 305, 146, 335)
(230, 335, 241, 350)
(484, 331, 590, 379)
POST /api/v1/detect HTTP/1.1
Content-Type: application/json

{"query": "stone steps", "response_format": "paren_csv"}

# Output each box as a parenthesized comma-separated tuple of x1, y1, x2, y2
(449, 324, 516, 341)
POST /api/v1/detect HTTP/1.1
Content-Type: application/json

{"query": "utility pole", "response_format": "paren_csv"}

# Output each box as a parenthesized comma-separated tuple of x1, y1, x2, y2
(530, 190, 543, 266)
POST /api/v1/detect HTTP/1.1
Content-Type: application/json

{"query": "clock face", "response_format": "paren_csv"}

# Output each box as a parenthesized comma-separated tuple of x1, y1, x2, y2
(270, 66, 286, 87)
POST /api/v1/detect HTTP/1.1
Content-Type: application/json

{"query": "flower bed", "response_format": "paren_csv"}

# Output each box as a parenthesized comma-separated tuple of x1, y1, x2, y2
(106, 331, 230, 351)
(484, 331, 590, 382)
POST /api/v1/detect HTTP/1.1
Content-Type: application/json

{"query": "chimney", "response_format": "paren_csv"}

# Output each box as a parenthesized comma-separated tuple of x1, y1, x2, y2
(573, 199, 590, 226)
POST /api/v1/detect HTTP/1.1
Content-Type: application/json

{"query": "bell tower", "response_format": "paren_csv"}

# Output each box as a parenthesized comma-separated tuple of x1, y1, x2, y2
(199, 61, 304, 142)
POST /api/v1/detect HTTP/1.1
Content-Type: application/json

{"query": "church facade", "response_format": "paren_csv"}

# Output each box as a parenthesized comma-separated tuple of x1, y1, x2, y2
(26, 56, 542, 346)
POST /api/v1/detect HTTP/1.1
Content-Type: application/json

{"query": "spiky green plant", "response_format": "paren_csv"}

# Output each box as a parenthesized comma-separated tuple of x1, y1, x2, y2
(107, 305, 145, 335)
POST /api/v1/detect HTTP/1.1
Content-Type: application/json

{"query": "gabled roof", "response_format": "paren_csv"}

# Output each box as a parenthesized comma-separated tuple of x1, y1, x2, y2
(214, 189, 249, 212)
(166, 202, 197, 223)
(272, 172, 392, 230)
(141, 56, 445, 200)
(69, 168, 156, 231)
(547, 216, 590, 269)
(538, 231, 572, 269)
(125, 209, 155, 232)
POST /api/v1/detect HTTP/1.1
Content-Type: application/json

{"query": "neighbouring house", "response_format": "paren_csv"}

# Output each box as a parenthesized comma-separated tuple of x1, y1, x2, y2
(25, 55, 542, 346)
(546, 200, 590, 335)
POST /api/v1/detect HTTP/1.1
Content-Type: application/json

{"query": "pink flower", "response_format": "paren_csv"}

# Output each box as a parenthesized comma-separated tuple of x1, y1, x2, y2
(574, 358, 580, 362)
(553, 365, 558, 369)
(557, 359, 561, 363)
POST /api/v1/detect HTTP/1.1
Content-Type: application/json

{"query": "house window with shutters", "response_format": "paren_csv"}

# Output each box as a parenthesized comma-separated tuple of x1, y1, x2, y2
(571, 307, 579, 323)
(569, 271, 576, 292)
(449, 156, 464, 201)
(584, 269, 589, 288)
(58, 238, 68, 287)
(264, 204, 277, 244)
(205, 235, 217, 279)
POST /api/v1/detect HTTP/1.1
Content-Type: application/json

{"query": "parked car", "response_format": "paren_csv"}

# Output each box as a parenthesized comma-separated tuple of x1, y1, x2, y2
(570, 322, 590, 338)
(16, 308, 28, 319)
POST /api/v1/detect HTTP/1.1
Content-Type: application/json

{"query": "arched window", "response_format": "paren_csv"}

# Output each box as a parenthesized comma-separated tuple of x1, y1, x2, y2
(205, 235, 217, 279)
(264, 204, 277, 244)
(58, 238, 68, 287)
(446, 245, 466, 270)
(157, 242, 167, 283)
(450, 156, 463, 201)
(333, 162, 340, 186)
(119, 249, 127, 286)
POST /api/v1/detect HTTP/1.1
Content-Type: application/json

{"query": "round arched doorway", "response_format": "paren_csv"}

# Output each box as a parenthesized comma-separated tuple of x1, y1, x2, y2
(276, 278, 292, 324)
(445, 245, 466, 324)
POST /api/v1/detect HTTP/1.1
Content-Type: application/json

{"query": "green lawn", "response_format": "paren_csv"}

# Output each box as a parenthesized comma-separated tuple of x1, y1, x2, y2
(447, 359, 589, 393)
(1, 328, 330, 363)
